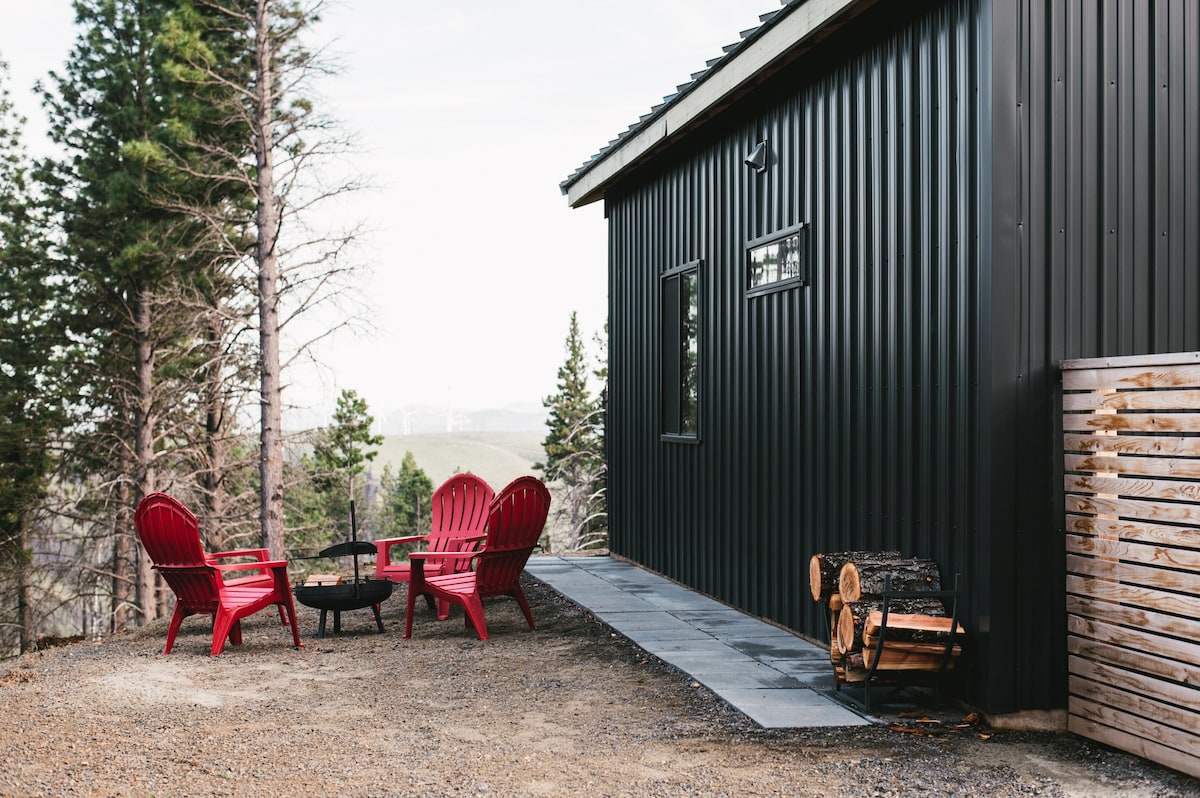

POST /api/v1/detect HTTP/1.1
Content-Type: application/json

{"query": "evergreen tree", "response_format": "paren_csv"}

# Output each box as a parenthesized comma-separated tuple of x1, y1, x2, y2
(169, 0, 366, 558)
(542, 312, 595, 475)
(301, 389, 382, 544)
(0, 61, 65, 654)
(38, 0, 257, 628)
(378, 452, 434, 538)
(283, 446, 334, 556)
(154, 0, 261, 551)
(541, 313, 606, 550)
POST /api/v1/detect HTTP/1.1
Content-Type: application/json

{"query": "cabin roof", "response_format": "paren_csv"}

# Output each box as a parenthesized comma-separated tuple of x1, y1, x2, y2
(560, 0, 874, 208)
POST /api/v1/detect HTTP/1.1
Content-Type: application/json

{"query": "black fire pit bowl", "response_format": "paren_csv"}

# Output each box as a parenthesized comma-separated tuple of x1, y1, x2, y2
(293, 578, 394, 638)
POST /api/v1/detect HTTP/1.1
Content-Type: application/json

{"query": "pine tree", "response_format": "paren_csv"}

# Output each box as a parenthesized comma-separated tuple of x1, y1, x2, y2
(0, 61, 65, 654)
(542, 313, 595, 474)
(378, 452, 435, 538)
(169, 0, 366, 558)
(303, 389, 382, 544)
(38, 0, 251, 628)
(541, 313, 606, 550)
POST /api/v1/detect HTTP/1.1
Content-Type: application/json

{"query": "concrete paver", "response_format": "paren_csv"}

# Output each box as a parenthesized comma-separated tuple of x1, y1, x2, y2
(524, 555, 871, 728)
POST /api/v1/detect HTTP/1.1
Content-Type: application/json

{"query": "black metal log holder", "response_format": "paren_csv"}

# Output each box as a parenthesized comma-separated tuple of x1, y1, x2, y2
(837, 572, 965, 713)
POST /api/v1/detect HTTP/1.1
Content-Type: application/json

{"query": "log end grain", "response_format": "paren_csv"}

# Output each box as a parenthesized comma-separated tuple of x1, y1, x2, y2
(808, 554, 824, 602)
(838, 561, 862, 603)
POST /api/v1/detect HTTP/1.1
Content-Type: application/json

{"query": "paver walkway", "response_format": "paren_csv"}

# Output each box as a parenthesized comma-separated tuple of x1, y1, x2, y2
(524, 555, 871, 728)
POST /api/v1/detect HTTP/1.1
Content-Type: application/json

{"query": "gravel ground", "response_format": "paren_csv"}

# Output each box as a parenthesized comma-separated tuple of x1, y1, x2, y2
(1, 574, 1197, 797)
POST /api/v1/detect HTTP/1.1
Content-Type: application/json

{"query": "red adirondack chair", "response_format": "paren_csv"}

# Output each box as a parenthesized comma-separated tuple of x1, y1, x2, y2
(403, 476, 550, 640)
(134, 492, 303, 656)
(374, 473, 494, 619)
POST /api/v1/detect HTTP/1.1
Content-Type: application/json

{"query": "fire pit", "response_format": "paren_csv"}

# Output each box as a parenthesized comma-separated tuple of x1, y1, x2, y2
(291, 501, 394, 638)
(293, 569, 393, 637)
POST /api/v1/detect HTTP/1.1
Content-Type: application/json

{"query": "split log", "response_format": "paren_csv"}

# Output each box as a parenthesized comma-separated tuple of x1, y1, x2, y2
(863, 645, 960, 671)
(838, 556, 941, 603)
(828, 593, 844, 612)
(837, 598, 946, 654)
(863, 611, 965, 646)
(861, 632, 963, 654)
(809, 550, 901, 602)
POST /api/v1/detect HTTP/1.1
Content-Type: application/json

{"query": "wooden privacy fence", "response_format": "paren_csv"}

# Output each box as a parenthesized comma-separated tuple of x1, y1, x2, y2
(1061, 352, 1200, 779)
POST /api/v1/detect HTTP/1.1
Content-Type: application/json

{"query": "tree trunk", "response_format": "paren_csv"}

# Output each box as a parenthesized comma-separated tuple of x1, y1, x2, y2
(112, 482, 132, 633)
(134, 290, 157, 623)
(809, 550, 901, 602)
(838, 556, 941, 603)
(200, 311, 229, 553)
(254, 0, 285, 560)
(16, 509, 33, 654)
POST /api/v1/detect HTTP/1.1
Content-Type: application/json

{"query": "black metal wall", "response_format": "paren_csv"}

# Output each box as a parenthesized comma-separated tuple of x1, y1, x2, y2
(601, 0, 1200, 713)
(989, 0, 1200, 710)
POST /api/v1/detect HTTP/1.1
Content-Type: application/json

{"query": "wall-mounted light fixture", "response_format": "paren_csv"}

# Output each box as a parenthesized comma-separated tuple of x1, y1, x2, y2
(744, 139, 768, 173)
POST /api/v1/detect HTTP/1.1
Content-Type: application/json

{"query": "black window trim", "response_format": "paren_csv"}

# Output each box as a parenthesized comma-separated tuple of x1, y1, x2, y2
(660, 258, 702, 444)
(745, 221, 810, 298)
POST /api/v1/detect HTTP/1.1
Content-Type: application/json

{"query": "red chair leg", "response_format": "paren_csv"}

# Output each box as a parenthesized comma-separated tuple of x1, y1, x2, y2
(512, 586, 536, 630)
(403, 583, 420, 638)
(229, 619, 243, 647)
(461, 594, 488, 641)
(163, 605, 189, 654)
(280, 598, 303, 649)
(211, 611, 236, 656)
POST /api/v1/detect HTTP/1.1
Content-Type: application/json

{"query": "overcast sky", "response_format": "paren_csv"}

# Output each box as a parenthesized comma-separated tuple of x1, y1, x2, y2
(0, 0, 771, 429)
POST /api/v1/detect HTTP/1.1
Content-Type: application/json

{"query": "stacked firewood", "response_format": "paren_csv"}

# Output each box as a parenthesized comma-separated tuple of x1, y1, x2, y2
(809, 551, 963, 684)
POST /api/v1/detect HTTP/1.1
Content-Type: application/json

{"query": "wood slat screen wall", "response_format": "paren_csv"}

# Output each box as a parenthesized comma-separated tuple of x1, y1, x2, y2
(1061, 352, 1200, 779)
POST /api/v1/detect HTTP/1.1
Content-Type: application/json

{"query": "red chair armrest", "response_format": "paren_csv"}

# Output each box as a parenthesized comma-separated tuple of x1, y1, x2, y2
(409, 551, 476, 561)
(374, 535, 430, 570)
(374, 535, 428, 548)
(208, 548, 271, 561)
(217, 559, 288, 574)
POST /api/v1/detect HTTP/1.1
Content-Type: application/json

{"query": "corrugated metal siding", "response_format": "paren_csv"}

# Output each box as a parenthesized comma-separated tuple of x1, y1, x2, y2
(1019, 0, 1200, 358)
(999, 0, 1200, 710)
(606, 0, 991, 700)
(602, 0, 1200, 713)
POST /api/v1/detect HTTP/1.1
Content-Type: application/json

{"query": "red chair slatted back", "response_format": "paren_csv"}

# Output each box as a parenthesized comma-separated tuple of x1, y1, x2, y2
(154, 566, 223, 615)
(134, 492, 207, 567)
(427, 474, 495, 572)
(135, 494, 223, 615)
(473, 476, 550, 599)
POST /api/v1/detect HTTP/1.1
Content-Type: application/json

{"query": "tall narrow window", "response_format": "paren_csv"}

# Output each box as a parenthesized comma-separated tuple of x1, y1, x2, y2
(661, 260, 700, 440)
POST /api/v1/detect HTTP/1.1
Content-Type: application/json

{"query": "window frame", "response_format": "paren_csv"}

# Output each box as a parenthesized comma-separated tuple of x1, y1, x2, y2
(745, 221, 810, 297)
(659, 258, 702, 444)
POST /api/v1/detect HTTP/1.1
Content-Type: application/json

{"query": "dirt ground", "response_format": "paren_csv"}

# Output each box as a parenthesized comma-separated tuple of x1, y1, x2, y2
(0, 574, 1196, 797)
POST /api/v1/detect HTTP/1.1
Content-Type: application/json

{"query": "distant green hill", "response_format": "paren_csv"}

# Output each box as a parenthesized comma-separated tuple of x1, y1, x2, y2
(372, 431, 545, 490)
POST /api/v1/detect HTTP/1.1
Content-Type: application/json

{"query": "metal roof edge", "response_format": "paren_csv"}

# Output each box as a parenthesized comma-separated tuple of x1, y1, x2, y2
(561, 0, 864, 208)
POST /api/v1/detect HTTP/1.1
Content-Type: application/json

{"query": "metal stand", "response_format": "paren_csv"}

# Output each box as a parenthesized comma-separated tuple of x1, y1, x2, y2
(316, 602, 385, 638)
(837, 572, 964, 712)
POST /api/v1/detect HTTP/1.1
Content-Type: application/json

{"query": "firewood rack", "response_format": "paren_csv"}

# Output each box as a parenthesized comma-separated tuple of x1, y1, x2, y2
(837, 572, 964, 713)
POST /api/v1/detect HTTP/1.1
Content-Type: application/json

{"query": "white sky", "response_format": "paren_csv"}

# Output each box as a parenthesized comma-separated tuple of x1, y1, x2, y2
(0, 0, 771, 428)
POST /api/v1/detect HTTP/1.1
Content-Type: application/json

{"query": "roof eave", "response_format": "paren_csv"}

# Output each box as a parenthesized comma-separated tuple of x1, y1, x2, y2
(562, 0, 869, 209)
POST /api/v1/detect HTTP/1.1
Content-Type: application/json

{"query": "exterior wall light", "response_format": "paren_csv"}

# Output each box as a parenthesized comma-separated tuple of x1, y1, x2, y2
(744, 139, 768, 173)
